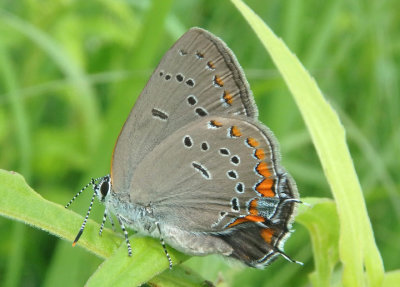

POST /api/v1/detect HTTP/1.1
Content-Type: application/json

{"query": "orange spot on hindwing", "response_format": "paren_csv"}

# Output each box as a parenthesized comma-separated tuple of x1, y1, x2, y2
(207, 61, 215, 70)
(228, 215, 265, 227)
(214, 75, 224, 87)
(223, 91, 233, 105)
(255, 179, 275, 197)
(260, 228, 275, 244)
(210, 120, 223, 127)
(249, 199, 258, 215)
(230, 126, 242, 137)
(254, 148, 266, 160)
(256, 162, 271, 178)
(247, 137, 259, 147)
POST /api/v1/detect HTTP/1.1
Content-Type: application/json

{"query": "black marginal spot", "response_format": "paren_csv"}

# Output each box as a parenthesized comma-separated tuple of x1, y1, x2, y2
(151, 108, 168, 121)
(227, 170, 238, 179)
(186, 78, 195, 87)
(187, 95, 197, 106)
(195, 51, 204, 59)
(195, 107, 208, 117)
(231, 155, 240, 165)
(235, 182, 244, 193)
(183, 135, 193, 148)
(165, 74, 172, 80)
(231, 198, 240, 212)
(219, 148, 230, 156)
(192, 162, 211, 179)
(176, 73, 184, 82)
(201, 142, 209, 151)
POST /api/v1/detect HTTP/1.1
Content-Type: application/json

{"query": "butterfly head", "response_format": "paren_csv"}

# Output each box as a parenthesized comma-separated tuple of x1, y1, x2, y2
(94, 175, 112, 203)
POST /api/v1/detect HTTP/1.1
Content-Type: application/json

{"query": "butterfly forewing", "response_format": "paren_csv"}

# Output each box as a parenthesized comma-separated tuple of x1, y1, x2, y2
(112, 28, 257, 194)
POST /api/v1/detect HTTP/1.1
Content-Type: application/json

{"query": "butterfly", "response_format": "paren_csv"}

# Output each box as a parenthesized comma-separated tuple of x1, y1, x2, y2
(66, 27, 301, 269)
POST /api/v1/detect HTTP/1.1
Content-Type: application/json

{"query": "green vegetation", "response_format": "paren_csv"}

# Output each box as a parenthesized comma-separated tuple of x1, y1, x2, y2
(0, 0, 399, 286)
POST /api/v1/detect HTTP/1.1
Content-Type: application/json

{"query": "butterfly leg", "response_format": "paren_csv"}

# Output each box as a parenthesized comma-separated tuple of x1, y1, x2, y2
(156, 221, 173, 269)
(108, 212, 116, 231)
(117, 214, 132, 256)
(99, 209, 108, 236)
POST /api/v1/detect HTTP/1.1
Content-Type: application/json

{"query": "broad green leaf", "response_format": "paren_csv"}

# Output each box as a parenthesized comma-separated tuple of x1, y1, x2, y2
(86, 236, 188, 287)
(230, 0, 384, 286)
(0, 169, 193, 285)
(0, 169, 119, 258)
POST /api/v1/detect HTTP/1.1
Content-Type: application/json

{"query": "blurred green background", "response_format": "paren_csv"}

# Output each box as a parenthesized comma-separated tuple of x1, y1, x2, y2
(0, 0, 399, 286)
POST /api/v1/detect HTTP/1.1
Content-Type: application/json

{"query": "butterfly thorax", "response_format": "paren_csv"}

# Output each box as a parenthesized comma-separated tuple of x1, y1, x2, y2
(106, 190, 159, 236)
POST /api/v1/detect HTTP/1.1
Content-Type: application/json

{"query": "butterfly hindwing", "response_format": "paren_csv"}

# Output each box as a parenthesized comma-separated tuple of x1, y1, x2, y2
(127, 116, 298, 267)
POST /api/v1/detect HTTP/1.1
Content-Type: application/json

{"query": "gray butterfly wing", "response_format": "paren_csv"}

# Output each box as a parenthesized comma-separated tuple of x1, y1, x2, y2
(111, 28, 257, 195)
(129, 116, 298, 267)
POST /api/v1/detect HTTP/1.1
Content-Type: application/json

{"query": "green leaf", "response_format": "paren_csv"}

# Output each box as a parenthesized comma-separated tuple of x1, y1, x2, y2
(296, 198, 340, 286)
(86, 237, 188, 287)
(0, 169, 193, 285)
(0, 169, 119, 258)
(231, 0, 384, 286)
(382, 270, 400, 287)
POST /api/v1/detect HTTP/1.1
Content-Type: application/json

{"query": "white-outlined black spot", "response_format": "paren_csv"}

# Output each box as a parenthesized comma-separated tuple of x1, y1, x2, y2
(235, 182, 244, 193)
(187, 95, 197, 106)
(186, 78, 195, 87)
(151, 108, 168, 121)
(201, 142, 209, 151)
(192, 162, 211, 180)
(227, 170, 238, 180)
(165, 74, 172, 80)
(179, 49, 187, 56)
(230, 155, 240, 165)
(195, 107, 208, 117)
(219, 148, 230, 156)
(231, 197, 240, 212)
(183, 135, 193, 148)
(176, 73, 184, 82)
(159, 70, 164, 77)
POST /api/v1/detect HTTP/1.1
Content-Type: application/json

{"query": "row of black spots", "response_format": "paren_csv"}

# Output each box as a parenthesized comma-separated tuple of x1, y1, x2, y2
(186, 95, 207, 117)
(218, 148, 240, 166)
(177, 48, 217, 72)
(178, 48, 205, 60)
(192, 161, 211, 180)
(182, 135, 209, 152)
(158, 69, 195, 87)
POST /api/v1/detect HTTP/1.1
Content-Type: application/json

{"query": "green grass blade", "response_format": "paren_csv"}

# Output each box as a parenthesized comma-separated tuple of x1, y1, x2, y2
(382, 270, 400, 287)
(231, 0, 384, 286)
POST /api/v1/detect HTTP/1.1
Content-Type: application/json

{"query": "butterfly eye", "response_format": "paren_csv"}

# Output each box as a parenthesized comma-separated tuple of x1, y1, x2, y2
(100, 181, 110, 197)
